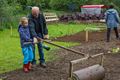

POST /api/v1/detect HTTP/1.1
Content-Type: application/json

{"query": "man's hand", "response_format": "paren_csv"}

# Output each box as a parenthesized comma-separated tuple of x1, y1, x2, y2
(36, 37, 43, 42)
(44, 35, 49, 39)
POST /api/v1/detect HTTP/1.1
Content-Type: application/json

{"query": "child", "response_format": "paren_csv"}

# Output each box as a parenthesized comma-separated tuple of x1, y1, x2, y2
(18, 17, 33, 73)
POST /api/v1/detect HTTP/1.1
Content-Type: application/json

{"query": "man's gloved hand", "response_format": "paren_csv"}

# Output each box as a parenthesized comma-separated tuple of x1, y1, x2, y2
(44, 35, 49, 39)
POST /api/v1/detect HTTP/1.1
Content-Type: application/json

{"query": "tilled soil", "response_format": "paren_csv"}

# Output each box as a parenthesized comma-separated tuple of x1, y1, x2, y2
(54, 30, 119, 43)
(0, 31, 120, 80)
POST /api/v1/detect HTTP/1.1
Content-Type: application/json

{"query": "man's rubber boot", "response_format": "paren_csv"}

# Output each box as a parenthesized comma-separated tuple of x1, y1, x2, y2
(43, 45, 51, 51)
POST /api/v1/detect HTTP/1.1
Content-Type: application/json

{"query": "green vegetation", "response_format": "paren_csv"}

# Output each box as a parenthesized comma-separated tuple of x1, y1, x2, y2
(48, 23, 84, 38)
(0, 0, 120, 30)
(111, 47, 120, 54)
(48, 23, 104, 38)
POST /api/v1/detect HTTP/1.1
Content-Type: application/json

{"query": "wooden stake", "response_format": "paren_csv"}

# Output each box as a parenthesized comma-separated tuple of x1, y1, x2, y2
(85, 30, 88, 42)
(10, 26, 13, 36)
(100, 54, 105, 66)
(69, 62, 73, 78)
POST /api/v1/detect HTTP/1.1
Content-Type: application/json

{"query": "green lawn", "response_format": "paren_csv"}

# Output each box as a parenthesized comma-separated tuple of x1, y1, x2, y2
(48, 23, 102, 38)
(0, 23, 100, 74)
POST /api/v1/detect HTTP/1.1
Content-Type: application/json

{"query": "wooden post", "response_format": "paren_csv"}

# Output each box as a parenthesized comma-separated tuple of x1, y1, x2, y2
(85, 30, 88, 42)
(69, 62, 73, 78)
(10, 26, 13, 36)
(100, 54, 105, 66)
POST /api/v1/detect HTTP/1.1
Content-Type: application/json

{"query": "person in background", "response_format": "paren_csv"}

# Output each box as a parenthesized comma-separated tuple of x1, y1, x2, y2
(105, 5, 120, 42)
(18, 17, 33, 73)
(28, 6, 49, 68)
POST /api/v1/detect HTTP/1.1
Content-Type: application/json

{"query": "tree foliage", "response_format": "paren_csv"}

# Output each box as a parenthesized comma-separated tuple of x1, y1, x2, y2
(0, 0, 120, 29)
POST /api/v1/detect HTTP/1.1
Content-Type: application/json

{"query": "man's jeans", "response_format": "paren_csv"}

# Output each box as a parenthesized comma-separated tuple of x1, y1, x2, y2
(32, 33, 45, 64)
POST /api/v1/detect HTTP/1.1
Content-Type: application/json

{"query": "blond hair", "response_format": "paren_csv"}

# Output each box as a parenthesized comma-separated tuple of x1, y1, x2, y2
(20, 17, 28, 25)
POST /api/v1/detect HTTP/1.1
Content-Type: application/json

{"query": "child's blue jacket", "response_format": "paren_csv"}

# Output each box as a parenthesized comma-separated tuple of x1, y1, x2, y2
(18, 25, 32, 48)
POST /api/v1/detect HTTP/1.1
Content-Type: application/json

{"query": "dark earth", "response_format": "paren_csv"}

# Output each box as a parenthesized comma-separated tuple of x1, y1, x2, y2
(0, 30, 120, 80)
